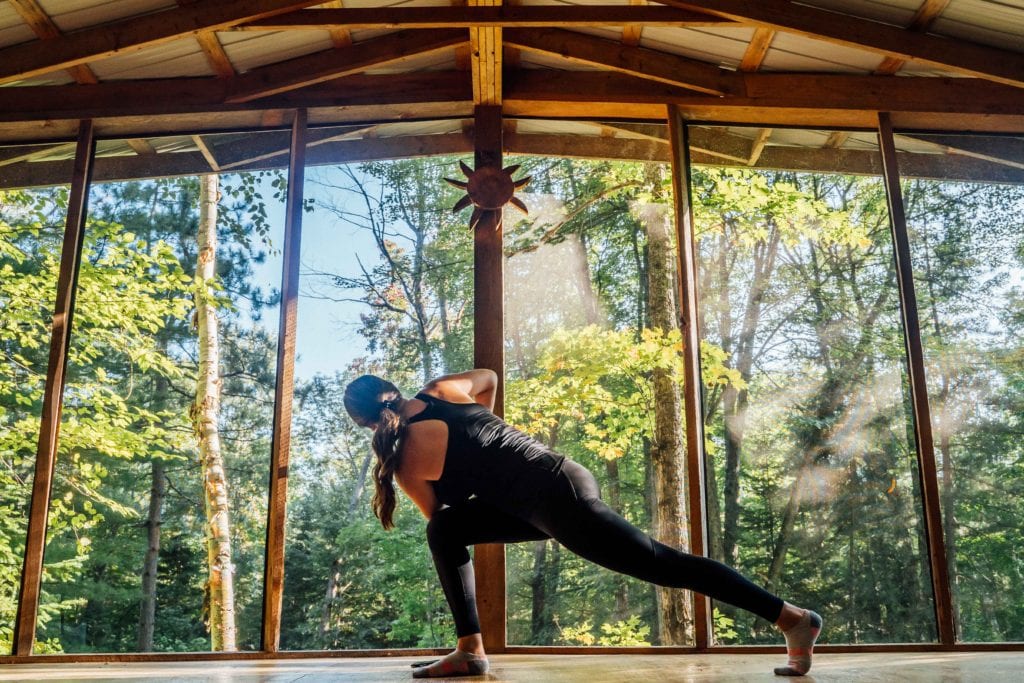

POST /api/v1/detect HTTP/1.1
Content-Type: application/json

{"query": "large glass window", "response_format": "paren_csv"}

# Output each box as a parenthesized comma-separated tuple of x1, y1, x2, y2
(280, 144, 474, 650)
(503, 154, 694, 646)
(895, 132, 1024, 642)
(0, 144, 72, 654)
(34, 133, 285, 653)
(689, 126, 937, 644)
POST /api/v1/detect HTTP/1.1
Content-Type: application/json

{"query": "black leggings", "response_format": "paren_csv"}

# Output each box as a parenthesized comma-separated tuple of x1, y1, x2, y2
(426, 460, 784, 637)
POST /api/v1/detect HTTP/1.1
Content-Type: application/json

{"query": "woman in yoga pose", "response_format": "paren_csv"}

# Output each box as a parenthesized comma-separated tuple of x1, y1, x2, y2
(344, 369, 822, 678)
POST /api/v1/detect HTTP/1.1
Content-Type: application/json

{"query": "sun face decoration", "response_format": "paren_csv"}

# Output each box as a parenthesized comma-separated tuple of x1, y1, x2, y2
(445, 160, 531, 230)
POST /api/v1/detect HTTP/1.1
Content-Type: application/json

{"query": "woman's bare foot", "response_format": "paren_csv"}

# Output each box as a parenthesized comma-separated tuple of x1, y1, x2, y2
(411, 634, 488, 678)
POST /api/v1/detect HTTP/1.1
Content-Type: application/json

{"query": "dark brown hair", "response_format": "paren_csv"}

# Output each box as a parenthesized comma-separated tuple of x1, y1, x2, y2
(343, 375, 404, 529)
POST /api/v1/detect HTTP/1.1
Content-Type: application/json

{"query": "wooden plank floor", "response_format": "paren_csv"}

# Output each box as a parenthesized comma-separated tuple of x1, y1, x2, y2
(1, 653, 1023, 682)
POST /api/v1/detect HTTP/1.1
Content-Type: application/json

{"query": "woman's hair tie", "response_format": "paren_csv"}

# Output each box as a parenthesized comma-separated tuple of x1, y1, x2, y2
(380, 398, 398, 413)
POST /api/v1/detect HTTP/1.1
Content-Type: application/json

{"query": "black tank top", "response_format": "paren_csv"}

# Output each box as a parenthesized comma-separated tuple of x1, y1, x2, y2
(406, 393, 565, 511)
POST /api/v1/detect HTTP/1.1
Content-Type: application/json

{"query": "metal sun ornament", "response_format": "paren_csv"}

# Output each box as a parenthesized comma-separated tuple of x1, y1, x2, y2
(445, 160, 531, 230)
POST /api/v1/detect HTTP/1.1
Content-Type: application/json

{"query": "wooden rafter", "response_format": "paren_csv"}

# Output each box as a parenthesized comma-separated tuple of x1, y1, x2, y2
(191, 135, 221, 172)
(223, 29, 466, 102)
(739, 27, 774, 72)
(0, 142, 74, 168)
(322, 0, 354, 48)
(823, 131, 849, 149)
(176, 0, 237, 78)
(470, 0, 503, 105)
(8, 0, 98, 84)
(875, 0, 951, 75)
(0, 0, 327, 86)
(663, 0, 1024, 89)
(747, 127, 772, 165)
(240, 5, 735, 30)
(622, 0, 648, 47)
(504, 28, 740, 96)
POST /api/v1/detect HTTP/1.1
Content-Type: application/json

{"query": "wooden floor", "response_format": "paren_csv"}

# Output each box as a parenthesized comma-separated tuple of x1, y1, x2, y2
(2, 655, 1024, 679)
(1, 653, 1022, 682)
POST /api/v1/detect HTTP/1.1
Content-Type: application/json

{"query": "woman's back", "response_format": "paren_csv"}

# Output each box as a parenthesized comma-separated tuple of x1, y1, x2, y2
(407, 392, 564, 512)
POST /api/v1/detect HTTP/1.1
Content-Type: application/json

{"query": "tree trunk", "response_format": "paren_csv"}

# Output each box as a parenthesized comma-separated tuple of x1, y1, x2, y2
(193, 173, 237, 651)
(137, 458, 165, 651)
(320, 557, 344, 646)
(640, 164, 691, 645)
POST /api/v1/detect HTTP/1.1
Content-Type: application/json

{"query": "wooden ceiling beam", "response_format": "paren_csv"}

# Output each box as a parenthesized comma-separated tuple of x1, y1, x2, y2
(5, 70, 1024, 125)
(224, 29, 466, 102)
(470, 0, 502, 105)
(0, 0, 326, 86)
(663, 0, 1024, 89)
(9, 127, 1018, 189)
(240, 5, 735, 30)
(507, 70, 1024, 116)
(875, 0, 951, 75)
(508, 131, 669, 162)
(0, 72, 471, 122)
(8, 0, 98, 84)
(504, 28, 741, 96)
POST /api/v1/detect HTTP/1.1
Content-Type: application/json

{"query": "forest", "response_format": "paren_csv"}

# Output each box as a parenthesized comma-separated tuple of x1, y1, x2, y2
(1, 132, 1022, 654)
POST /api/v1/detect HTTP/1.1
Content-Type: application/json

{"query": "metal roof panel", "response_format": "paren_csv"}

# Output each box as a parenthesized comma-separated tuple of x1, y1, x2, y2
(220, 30, 335, 73)
(41, 0, 176, 33)
(88, 38, 214, 79)
(932, 0, 1024, 53)
(760, 31, 882, 72)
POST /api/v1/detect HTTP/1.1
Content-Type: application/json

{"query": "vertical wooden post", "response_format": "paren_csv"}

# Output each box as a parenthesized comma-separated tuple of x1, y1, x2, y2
(877, 112, 956, 647)
(666, 106, 711, 650)
(471, 104, 507, 652)
(13, 120, 95, 657)
(262, 108, 307, 652)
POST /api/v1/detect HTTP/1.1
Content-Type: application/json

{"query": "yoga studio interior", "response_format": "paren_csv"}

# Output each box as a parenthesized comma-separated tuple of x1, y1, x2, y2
(1, 0, 1023, 680)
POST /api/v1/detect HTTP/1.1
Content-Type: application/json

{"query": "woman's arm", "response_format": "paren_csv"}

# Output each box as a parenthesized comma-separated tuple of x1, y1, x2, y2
(423, 368, 498, 410)
(394, 422, 444, 520)
(395, 471, 441, 520)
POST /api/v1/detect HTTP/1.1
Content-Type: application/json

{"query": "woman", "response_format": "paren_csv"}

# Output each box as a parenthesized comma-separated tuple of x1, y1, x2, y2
(344, 370, 822, 678)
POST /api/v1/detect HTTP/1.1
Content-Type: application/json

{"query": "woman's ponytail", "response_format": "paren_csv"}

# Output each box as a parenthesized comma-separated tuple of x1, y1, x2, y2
(343, 375, 406, 530)
(370, 401, 404, 530)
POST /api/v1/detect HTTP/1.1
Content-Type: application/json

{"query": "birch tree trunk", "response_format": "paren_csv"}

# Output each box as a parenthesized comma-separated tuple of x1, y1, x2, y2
(193, 173, 237, 651)
(137, 458, 165, 651)
(640, 165, 692, 644)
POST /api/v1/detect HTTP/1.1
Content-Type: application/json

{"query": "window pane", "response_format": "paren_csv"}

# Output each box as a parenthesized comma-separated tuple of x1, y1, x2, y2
(503, 154, 694, 646)
(280, 148, 474, 650)
(0, 143, 73, 655)
(689, 126, 937, 644)
(35, 132, 285, 653)
(895, 132, 1024, 642)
